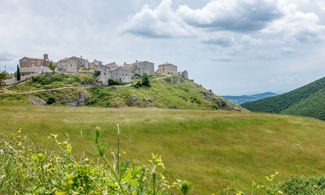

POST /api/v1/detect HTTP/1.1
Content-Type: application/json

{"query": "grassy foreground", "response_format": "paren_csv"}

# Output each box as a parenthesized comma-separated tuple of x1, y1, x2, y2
(1, 103, 325, 194)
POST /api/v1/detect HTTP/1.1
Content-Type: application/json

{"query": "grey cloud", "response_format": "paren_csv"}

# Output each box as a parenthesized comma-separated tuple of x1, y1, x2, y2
(202, 37, 235, 47)
(0, 52, 15, 62)
(179, 0, 283, 32)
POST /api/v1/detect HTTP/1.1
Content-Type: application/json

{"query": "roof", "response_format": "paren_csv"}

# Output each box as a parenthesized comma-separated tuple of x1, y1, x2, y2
(20, 57, 45, 61)
(57, 56, 89, 63)
(131, 60, 153, 65)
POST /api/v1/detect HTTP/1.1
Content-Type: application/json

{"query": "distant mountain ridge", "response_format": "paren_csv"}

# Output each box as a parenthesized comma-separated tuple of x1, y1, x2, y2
(242, 76, 325, 120)
(222, 92, 277, 105)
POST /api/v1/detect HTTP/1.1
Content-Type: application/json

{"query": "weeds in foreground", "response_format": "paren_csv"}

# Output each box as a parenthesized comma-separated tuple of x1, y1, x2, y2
(226, 172, 283, 195)
(0, 127, 190, 194)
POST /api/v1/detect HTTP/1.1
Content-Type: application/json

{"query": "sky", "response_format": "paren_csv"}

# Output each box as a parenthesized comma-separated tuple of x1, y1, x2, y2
(1, 0, 325, 95)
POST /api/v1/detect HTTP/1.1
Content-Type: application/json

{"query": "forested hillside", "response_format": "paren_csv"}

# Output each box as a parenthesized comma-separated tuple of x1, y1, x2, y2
(242, 76, 325, 120)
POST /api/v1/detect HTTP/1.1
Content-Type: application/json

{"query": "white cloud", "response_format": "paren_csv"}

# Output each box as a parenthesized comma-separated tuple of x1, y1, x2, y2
(281, 47, 296, 54)
(120, 0, 194, 38)
(263, 2, 325, 42)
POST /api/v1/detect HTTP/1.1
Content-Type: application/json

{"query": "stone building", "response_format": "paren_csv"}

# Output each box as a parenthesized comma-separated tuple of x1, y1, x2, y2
(95, 64, 132, 85)
(111, 66, 131, 83)
(19, 54, 50, 76)
(157, 62, 177, 74)
(106, 62, 118, 69)
(56, 56, 91, 73)
(125, 60, 154, 77)
(92, 59, 102, 66)
(94, 65, 112, 85)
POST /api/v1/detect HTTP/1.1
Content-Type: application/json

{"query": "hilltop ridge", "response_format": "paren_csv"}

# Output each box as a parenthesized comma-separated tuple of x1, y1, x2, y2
(1, 73, 241, 111)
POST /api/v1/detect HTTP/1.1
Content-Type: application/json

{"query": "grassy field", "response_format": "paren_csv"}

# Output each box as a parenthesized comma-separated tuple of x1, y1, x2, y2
(1, 103, 325, 194)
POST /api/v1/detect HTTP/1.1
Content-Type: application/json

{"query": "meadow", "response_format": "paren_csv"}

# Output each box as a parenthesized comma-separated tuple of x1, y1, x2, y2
(1, 102, 325, 194)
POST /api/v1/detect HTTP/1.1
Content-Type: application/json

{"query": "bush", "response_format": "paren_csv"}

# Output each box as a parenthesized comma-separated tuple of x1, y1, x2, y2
(0, 128, 190, 194)
(93, 70, 100, 77)
(46, 96, 56, 105)
(142, 73, 150, 87)
(132, 80, 142, 88)
(108, 79, 125, 86)
(282, 176, 325, 194)
(32, 74, 68, 85)
(0, 71, 8, 89)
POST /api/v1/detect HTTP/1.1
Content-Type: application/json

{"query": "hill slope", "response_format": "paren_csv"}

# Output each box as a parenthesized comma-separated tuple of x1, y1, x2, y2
(0, 73, 240, 111)
(242, 76, 325, 120)
(222, 92, 277, 104)
(1, 103, 325, 194)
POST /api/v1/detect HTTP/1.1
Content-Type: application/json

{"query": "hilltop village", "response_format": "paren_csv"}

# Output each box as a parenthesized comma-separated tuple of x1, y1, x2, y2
(8, 54, 189, 86)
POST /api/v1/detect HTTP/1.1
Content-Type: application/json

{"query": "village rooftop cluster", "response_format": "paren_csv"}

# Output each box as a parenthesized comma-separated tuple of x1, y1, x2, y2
(9, 54, 188, 85)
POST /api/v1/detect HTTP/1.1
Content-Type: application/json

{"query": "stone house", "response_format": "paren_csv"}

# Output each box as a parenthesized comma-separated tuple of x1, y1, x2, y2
(19, 54, 50, 76)
(157, 62, 178, 74)
(106, 62, 118, 69)
(125, 60, 154, 78)
(92, 59, 103, 66)
(95, 64, 132, 85)
(111, 66, 131, 83)
(56, 56, 91, 73)
(94, 65, 112, 85)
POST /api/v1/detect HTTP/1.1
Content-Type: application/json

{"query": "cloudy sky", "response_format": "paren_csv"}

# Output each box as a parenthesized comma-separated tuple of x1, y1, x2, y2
(1, 0, 325, 95)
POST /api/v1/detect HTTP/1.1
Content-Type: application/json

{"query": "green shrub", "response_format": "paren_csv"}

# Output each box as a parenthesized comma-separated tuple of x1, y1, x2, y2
(282, 176, 325, 194)
(0, 128, 189, 194)
(142, 73, 150, 87)
(93, 70, 100, 77)
(32, 74, 68, 85)
(46, 97, 56, 105)
(108, 79, 125, 86)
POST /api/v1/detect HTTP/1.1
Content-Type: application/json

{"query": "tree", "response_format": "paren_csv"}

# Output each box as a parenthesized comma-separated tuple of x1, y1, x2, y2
(48, 61, 56, 73)
(0, 71, 7, 89)
(16, 65, 21, 81)
(142, 73, 150, 87)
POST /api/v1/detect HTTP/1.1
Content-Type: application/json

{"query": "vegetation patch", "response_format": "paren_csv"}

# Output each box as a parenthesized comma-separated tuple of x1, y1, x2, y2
(0, 128, 190, 194)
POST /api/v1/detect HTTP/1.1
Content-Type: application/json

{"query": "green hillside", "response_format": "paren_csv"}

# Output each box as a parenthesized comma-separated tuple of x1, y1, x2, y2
(0, 73, 239, 111)
(1, 103, 325, 194)
(242, 76, 325, 120)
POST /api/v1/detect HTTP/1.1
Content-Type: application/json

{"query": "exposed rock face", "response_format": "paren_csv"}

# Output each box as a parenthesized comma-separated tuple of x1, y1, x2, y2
(178, 70, 188, 80)
(200, 90, 242, 111)
(29, 97, 47, 106)
(165, 76, 184, 84)
(66, 91, 89, 106)
(127, 95, 153, 107)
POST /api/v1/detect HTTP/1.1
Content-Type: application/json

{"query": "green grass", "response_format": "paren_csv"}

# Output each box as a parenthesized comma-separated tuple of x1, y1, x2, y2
(242, 76, 325, 120)
(2, 73, 235, 110)
(1, 103, 325, 194)
(7, 73, 95, 92)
